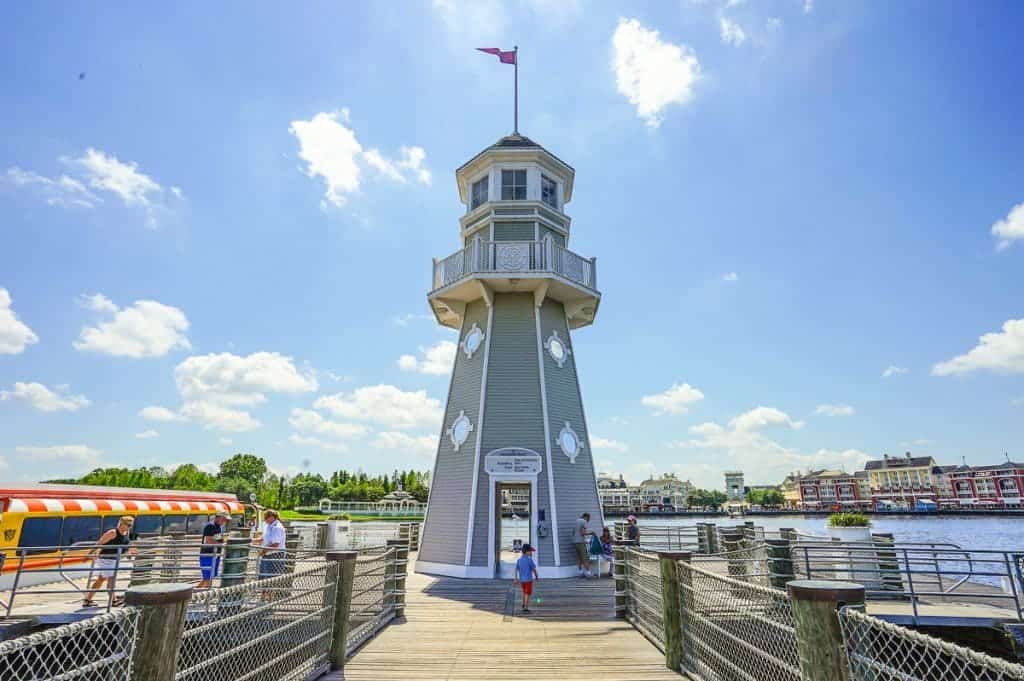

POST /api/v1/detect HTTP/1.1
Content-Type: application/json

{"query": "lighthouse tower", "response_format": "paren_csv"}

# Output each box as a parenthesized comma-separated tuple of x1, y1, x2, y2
(416, 133, 603, 578)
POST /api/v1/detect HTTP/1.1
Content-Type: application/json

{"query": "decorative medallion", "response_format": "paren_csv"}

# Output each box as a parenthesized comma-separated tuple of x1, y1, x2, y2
(496, 243, 529, 271)
(461, 322, 485, 359)
(544, 330, 571, 368)
(446, 410, 474, 452)
(556, 421, 583, 463)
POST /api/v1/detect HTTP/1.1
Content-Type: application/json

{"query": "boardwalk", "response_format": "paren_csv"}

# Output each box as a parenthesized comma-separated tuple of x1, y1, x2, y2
(331, 570, 681, 681)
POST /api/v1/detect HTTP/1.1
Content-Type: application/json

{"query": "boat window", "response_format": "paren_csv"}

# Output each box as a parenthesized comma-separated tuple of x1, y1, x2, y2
(18, 517, 62, 554)
(187, 514, 211, 534)
(61, 516, 101, 546)
(164, 515, 188, 534)
(133, 515, 162, 537)
(232, 514, 244, 529)
(101, 516, 119, 534)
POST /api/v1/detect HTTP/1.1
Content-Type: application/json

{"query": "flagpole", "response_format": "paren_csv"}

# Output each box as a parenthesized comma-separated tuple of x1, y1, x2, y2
(514, 45, 519, 134)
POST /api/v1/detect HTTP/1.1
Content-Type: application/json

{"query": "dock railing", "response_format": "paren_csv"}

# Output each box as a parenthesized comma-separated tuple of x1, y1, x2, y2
(619, 545, 1024, 681)
(0, 541, 409, 680)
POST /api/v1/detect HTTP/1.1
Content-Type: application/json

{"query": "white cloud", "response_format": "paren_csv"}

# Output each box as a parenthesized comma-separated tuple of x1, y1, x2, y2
(932, 319, 1024, 376)
(180, 401, 261, 432)
(993, 203, 1024, 251)
(174, 352, 318, 406)
(729, 406, 805, 431)
(398, 340, 457, 376)
(719, 17, 747, 46)
(815, 403, 855, 417)
(289, 407, 369, 439)
(74, 294, 190, 358)
(5, 167, 100, 208)
(803, 0, 814, 14)
(289, 110, 431, 209)
(722, 272, 738, 282)
(314, 385, 443, 430)
(134, 429, 159, 440)
(289, 434, 348, 452)
(219, 437, 233, 446)
(882, 365, 909, 378)
(431, 0, 506, 42)
(641, 383, 705, 415)
(673, 407, 867, 486)
(391, 313, 434, 327)
(371, 431, 437, 455)
(139, 405, 186, 422)
(67, 148, 162, 207)
(17, 444, 102, 467)
(612, 18, 702, 128)
(591, 436, 629, 452)
(0, 289, 39, 355)
(0, 382, 90, 412)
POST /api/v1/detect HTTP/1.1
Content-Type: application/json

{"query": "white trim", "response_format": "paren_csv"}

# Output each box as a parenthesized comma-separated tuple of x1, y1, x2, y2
(534, 304, 561, 567)
(486, 468, 541, 577)
(460, 322, 485, 359)
(566, 309, 606, 530)
(556, 421, 583, 463)
(447, 411, 473, 451)
(416, 560, 495, 579)
(464, 304, 494, 566)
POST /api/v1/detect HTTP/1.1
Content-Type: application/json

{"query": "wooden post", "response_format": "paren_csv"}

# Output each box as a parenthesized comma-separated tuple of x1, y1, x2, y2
(411, 522, 421, 551)
(872, 532, 903, 595)
(316, 522, 329, 551)
(676, 552, 695, 671)
(387, 539, 409, 618)
(125, 582, 193, 681)
(326, 551, 358, 670)
(129, 537, 158, 587)
(285, 531, 300, 573)
(659, 551, 689, 672)
(613, 542, 628, 618)
(780, 527, 798, 542)
(720, 530, 747, 585)
(766, 538, 794, 589)
(788, 579, 864, 681)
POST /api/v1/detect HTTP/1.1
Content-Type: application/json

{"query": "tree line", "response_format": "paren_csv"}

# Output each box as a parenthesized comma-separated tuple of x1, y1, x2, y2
(45, 453, 431, 510)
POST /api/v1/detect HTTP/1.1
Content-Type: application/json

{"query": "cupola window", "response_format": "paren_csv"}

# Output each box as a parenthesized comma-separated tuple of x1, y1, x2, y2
(471, 177, 488, 209)
(541, 175, 558, 209)
(501, 169, 527, 200)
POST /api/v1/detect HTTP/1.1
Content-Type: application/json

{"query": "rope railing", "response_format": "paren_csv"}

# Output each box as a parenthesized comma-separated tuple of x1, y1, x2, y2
(622, 548, 666, 651)
(678, 560, 800, 681)
(175, 559, 338, 681)
(0, 607, 140, 681)
(345, 547, 399, 657)
(839, 607, 1024, 681)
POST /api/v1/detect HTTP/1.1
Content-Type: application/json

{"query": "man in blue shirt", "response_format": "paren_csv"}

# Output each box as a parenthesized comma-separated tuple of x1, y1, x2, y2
(513, 544, 539, 613)
(198, 511, 230, 588)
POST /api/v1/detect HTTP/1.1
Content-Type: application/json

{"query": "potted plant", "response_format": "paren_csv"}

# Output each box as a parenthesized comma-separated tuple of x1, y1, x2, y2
(826, 512, 872, 542)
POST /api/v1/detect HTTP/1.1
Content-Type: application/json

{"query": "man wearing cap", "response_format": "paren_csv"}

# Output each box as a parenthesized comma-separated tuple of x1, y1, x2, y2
(198, 511, 231, 588)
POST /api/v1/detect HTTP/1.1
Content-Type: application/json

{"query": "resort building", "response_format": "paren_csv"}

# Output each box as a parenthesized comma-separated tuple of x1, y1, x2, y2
(796, 469, 867, 510)
(940, 460, 1024, 508)
(638, 473, 693, 511)
(416, 131, 602, 579)
(779, 472, 804, 509)
(864, 453, 938, 510)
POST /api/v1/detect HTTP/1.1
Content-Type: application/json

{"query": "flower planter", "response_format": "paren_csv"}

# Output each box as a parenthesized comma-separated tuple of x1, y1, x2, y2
(827, 524, 879, 589)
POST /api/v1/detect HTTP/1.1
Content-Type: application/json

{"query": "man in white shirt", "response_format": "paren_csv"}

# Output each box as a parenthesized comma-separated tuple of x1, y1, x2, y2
(258, 509, 287, 580)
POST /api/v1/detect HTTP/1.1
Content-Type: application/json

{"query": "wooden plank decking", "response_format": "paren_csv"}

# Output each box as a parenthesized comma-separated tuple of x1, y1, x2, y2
(327, 569, 682, 680)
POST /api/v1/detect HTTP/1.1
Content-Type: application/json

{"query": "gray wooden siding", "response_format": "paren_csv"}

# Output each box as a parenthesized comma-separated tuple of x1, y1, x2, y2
(539, 226, 566, 248)
(418, 299, 489, 565)
(539, 299, 603, 567)
(493, 221, 535, 241)
(470, 293, 554, 567)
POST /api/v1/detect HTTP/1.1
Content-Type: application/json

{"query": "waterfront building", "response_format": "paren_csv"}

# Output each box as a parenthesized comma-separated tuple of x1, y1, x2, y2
(417, 132, 602, 579)
(597, 473, 639, 514)
(780, 471, 804, 509)
(724, 471, 745, 501)
(865, 452, 938, 510)
(796, 469, 867, 510)
(639, 472, 693, 511)
(942, 460, 1024, 508)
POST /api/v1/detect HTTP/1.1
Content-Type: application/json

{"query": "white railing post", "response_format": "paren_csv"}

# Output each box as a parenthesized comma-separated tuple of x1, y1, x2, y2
(590, 256, 597, 288)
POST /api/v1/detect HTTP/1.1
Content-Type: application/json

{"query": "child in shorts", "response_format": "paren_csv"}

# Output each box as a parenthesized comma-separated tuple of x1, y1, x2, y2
(513, 543, 539, 613)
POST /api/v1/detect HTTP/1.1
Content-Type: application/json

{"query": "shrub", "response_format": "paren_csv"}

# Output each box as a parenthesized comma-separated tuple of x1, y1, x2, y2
(827, 512, 870, 528)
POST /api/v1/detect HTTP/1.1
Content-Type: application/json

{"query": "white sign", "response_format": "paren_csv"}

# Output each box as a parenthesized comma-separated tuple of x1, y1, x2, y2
(485, 448, 542, 476)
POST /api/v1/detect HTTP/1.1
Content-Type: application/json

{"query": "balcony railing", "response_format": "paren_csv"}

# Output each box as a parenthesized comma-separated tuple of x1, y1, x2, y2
(432, 238, 597, 291)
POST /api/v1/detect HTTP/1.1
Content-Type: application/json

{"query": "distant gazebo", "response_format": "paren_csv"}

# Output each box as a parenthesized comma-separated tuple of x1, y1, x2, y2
(377, 474, 422, 513)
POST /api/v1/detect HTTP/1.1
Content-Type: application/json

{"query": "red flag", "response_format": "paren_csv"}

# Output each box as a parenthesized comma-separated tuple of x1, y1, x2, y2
(476, 47, 516, 65)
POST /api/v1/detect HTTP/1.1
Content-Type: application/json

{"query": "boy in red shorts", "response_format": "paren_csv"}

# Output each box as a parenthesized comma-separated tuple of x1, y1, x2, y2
(513, 543, 539, 613)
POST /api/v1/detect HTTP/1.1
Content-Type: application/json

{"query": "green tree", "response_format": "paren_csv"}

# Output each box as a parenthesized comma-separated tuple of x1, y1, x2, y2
(168, 464, 216, 491)
(218, 454, 267, 490)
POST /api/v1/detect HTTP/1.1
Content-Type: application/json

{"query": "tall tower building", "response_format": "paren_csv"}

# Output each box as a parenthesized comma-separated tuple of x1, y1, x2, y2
(416, 134, 603, 578)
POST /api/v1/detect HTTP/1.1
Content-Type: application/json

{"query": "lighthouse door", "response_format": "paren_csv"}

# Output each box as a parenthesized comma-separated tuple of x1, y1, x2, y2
(495, 482, 532, 578)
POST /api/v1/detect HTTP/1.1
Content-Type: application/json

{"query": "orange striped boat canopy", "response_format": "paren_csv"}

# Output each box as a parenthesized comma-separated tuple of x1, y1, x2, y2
(4, 498, 244, 514)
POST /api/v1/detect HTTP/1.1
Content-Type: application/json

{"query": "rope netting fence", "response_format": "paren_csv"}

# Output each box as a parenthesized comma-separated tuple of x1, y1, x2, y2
(622, 548, 666, 651)
(839, 607, 1024, 681)
(0, 607, 140, 681)
(175, 559, 338, 681)
(678, 560, 800, 681)
(346, 546, 398, 657)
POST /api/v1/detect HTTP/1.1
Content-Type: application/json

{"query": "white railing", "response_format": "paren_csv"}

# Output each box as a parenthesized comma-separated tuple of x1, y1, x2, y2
(432, 237, 597, 291)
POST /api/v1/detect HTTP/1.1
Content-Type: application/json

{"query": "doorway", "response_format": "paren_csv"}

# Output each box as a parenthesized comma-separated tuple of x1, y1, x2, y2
(495, 482, 531, 578)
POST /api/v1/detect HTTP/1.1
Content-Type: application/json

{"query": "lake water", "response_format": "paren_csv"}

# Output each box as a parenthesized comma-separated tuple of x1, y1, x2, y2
(497, 514, 1024, 551)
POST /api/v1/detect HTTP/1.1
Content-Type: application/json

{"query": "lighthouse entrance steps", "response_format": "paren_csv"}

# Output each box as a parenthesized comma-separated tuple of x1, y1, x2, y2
(330, 564, 682, 680)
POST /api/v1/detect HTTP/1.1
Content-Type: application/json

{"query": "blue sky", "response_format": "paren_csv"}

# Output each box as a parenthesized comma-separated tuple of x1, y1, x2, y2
(1, 1, 1022, 489)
